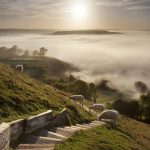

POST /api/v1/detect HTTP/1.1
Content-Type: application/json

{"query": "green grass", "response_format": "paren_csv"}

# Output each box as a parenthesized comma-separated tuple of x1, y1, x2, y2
(55, 116, 150, 150)
(0, 64, 94, 124)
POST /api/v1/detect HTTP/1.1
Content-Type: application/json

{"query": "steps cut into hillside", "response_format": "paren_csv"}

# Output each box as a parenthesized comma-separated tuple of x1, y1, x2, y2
(15, 144, 55, 150)
(16, 121, 104, 150)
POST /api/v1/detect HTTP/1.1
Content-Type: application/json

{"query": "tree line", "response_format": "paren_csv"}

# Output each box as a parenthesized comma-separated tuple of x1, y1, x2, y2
(112, 94, 150, 123)
(0, 45, 48, 58)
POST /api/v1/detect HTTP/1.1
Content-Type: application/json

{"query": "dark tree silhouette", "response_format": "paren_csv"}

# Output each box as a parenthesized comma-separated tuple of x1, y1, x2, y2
(39, 47, 48, 56)
(112, 99, 140, 119)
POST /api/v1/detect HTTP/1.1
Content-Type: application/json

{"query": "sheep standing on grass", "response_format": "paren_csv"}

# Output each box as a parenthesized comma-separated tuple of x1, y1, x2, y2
(98, 110, 119, 125)
(16, 65, 23, 72)
(89, 104, 105, 112)
(69, 95, 84, 106)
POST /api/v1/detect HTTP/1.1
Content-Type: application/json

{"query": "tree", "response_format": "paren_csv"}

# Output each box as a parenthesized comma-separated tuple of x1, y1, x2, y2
(74, 80, 89, 99)
(134, 81, 148, 94)
(0, 45, 23, 58)
(112, 99, 140, 119)
(36, 64, 48, 78)
(88, 83, 97, 102)
(39, 47, 48, 56)
(69, 75, 76, 82)
(8, 45, 18, 57)
(23, 50, 30, 57)
(0, 46, 7, 57)
(140, 93, 150, 123)
(97, 79, 116, 92)
(33, 50, 39, 56)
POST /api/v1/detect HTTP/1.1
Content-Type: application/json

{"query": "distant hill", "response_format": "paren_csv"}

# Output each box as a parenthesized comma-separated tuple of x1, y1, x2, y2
(53, 30, 121, 35)
(0, 64, 93, 124)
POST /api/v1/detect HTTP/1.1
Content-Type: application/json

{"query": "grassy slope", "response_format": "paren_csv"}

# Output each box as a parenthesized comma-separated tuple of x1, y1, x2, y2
(0, 56, 77, 76)
(55, 116, 150, 150)
(0, 64, 94, 123)
(0, 57, 120, 106)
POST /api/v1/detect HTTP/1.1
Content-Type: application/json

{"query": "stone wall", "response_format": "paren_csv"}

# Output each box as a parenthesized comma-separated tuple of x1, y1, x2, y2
(10, 119, 25, 146)
(25, 110, 53, 134)
(0, 109, 68, 149)
(0, 123, 10, 150)
(51, 108, 69, 126)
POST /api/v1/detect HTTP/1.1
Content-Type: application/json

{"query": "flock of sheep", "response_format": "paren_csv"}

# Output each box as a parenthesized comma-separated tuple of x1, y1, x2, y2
(69, 95, 119, 124)
(15, 65, 119, 125)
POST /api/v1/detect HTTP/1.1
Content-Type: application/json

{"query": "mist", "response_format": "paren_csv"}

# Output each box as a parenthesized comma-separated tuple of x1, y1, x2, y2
(0, 30, 150, 98)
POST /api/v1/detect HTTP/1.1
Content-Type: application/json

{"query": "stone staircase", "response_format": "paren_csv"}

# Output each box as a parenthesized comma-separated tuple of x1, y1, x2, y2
(15, 121, 104, 150)
(15, 102, 104, 150)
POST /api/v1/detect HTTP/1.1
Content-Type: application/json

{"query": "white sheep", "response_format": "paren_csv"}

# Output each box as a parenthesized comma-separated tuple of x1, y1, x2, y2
(69, 95, 84, 106)
(16, 65, 23, 72)
(98, 110, 119, 124)
(89, 104, 105, 112)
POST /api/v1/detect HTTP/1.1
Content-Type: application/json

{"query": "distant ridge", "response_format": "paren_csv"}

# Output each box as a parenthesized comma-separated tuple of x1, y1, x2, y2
(52, 30, 121, 35)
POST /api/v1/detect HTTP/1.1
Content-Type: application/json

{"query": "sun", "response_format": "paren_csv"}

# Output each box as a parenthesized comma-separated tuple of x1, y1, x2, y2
(71, 4, 87, 20)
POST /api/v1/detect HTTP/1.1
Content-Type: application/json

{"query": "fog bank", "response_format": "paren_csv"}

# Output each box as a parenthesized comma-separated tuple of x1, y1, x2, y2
(0, 30, 150, 98)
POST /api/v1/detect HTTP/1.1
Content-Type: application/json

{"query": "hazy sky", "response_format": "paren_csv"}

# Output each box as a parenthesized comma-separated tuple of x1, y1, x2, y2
(0, 0, 150, 30)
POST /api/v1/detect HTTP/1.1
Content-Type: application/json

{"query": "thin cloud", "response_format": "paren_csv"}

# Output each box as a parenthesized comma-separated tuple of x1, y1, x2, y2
(0, 0, 68, 18)
(0, 0, 149, 29)
(0, 0, 150, 17)
(95, 0, 150, 10)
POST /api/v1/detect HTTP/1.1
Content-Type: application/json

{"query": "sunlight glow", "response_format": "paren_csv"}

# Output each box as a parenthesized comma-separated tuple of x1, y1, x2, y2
(71, 4, 87, 20)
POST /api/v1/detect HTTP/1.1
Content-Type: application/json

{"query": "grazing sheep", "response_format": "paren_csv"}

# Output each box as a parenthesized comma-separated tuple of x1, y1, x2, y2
(89, 104, 105, 112)
(98, 110, 119, 124)
(16, 65, 23, 72)
(69, 95, 84, 106)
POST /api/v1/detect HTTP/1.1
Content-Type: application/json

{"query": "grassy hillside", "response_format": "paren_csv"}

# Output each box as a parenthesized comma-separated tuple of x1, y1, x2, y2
(0, 57, 120, 106)
(55, 116, 150, 150)
(0, 56, 77, 77)
(0, 64, 94, 124)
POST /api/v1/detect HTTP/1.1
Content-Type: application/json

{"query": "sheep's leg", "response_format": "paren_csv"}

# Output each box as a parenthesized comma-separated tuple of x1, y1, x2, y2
(113, 120, 117, 128)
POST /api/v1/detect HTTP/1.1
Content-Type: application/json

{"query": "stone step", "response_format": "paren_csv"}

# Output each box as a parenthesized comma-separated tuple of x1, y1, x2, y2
(89, 123, 103, 126)
(92, 121, 105, 125)
(82, 123, 97, 127)
(90, 122, 101, 127)
(62, 126, 81, 131)
(49, 127, 76, 137)
(34, 129, 67, 140)
(16, 148, 53, 150)
(76, 123, 100, 128)
(23, 135, 62, 144)
(76, 124, 92, 128)
(15, 144, 55, 150)
(70, 125, 86, 130)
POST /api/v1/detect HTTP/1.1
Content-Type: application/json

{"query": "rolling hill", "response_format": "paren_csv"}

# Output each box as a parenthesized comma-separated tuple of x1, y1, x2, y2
(53, 30, 121, 35)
